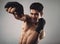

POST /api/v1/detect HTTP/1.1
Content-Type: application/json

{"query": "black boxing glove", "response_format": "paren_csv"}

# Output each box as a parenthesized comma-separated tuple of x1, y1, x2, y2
(35, 18, 46, 33)
(4, 2, 24, 16)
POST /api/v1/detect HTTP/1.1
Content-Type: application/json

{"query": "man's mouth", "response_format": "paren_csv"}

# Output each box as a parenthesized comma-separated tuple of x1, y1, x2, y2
(32, 18, 37, 21)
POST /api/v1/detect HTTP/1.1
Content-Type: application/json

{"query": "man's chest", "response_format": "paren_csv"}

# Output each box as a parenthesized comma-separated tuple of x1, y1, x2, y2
(22, 22, 38, 31)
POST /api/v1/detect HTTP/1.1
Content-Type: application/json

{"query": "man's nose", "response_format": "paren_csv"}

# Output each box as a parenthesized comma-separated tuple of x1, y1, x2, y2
(33, 15, 36, 18)
(32, 15, 35, 17)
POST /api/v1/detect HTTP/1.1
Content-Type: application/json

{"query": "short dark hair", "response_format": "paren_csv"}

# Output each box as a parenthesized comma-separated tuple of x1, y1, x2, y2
(5, 2, 24, 15)
(30, 2, 44, 12)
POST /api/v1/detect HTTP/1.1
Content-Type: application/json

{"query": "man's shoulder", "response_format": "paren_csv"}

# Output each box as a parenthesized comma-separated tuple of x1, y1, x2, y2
(23, 14, 31, 22)
(25, 14, 30, 17)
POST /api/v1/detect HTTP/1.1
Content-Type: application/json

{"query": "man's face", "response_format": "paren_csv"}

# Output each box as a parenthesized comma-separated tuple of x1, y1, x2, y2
(30, 9, 39, 21)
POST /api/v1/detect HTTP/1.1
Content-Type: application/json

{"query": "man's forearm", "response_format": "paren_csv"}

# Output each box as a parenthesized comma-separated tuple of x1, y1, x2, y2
(13, 13, 26, 21)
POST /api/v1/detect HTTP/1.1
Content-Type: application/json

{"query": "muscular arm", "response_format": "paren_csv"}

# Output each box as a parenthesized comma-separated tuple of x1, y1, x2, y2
(13, 14, 30, 22)
(4, 2, 32, 22)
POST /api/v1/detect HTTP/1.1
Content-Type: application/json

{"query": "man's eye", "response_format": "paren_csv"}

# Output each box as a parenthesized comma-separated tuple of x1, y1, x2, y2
(35, 13, 38, 15)
(30, 13, 33, 15)
(30, 13, 38, 15)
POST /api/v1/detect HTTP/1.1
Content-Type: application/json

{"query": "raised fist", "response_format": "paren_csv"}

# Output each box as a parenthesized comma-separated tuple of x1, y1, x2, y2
(4, 2, 24, 16)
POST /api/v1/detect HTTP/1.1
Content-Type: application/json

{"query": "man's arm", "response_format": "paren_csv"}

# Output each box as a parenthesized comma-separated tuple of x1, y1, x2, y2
(35, 18, 46, 40)
(38, 30, 45, 40)
(13, 14, 30, 22)
(4, 2, 31, 22)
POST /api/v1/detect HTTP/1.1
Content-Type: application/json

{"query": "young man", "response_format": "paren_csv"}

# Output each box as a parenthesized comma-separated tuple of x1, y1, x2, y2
(5, 2, 45, 44)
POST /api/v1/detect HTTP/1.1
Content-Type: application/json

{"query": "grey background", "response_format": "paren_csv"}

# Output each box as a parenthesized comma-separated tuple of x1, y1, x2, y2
(0, 0, 60, 44)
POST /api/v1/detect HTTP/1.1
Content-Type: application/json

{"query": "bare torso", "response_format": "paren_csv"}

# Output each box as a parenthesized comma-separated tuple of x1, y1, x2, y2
(19, 21, 39, 44)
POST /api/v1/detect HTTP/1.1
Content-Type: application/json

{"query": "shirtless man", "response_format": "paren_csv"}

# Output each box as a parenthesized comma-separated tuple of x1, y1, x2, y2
(4, 2, 45, 44)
